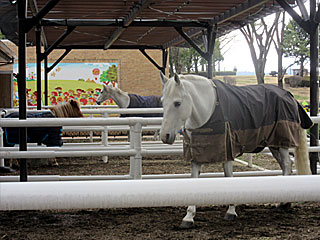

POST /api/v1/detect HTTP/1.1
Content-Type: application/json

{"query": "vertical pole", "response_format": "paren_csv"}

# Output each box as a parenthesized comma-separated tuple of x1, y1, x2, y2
(0, 114, 4, 167)
(44, 55, 48, 106)
(129, 123, 142, 179)
(102, 112, 109, 163)
(162, 49, 168, 75)
(207, 27, 213, 79)
(206, 25, 216, 79)
(36, 26, 42, 110)
(17, 0, 28, 182)
(309, 0, 319, 174)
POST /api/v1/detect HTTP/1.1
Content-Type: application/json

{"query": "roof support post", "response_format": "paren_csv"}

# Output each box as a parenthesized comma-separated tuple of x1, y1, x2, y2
(308, 0, 319, 175)
(174, 27, 208, 60)
(36, 26, 42, 110)
(162, 49, 168, 75)
(44, 55, 49, 106)
(276, 0, 310, 33)
(277, 0, 319, 174)
(42, 26, 75, 60)
(139, 48, 162, 71)
(17, 0, 28, 182)
(47, 49, 71, 73)
(316, 3, 320, 23)
(206, 25, 217, 79)
(42, 48, 71, 105)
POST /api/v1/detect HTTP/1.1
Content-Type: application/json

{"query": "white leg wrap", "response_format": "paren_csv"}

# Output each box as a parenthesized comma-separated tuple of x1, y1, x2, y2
(226, 205, 237, 216)
(182, 205, 196, 223)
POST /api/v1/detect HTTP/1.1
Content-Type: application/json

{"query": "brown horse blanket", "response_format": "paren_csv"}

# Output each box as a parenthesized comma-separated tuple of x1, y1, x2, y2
(183, 80, 313, 164)
(121, 94, 163, 117)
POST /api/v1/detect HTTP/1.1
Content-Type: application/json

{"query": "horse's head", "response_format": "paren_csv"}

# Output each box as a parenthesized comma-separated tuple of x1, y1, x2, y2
(50, 99, 83, 117)
(160, 72, 192, 144)
(96, 84, 113, 105)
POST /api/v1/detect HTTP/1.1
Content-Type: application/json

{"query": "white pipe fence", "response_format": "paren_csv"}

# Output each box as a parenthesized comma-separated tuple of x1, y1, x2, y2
(1, 108, 320, 212)
(0, 169, 299, 182)
(1, 110, 320, 178)
(1, 175, 320, 211)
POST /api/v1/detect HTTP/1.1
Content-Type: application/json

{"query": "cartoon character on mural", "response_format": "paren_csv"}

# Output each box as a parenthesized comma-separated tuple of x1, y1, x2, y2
(13, 63, 119, 106)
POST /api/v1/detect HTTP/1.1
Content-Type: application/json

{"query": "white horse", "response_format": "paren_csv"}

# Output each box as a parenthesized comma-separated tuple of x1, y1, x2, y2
(96, 84, 162, 116)
(96, 84, 130, 108)
(159, 72, 312, 229)
(96, 84, 163, 139)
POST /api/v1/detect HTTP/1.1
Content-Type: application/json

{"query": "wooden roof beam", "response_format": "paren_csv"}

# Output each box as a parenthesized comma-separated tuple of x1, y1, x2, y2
(41, 19, 208, 28)
(211, 0, 270, 25)
(164, 0, 274, 48)
(103, 0, 152, 50)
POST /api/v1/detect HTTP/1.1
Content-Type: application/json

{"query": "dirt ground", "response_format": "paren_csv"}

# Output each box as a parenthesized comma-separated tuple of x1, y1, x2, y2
(1, 149, 320, 240)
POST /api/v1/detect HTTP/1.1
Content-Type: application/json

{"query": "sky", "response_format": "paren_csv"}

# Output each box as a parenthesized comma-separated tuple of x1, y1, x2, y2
(217, 6, 309, 75)
(218, 29, 295, 75)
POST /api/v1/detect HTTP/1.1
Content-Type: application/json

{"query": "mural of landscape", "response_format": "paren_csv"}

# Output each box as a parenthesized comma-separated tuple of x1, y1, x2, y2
(13, 62, 118, 106)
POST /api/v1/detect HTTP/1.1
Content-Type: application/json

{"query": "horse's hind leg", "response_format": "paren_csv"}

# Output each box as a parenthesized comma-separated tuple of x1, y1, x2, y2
(269, 147, 292, 209)
(223, 160, 238, 220)
(269, 147, 292, 176)
(179, 161, 201, 229)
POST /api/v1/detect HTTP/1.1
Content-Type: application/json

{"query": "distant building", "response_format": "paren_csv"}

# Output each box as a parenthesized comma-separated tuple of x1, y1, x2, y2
(292, 68, 308, 76)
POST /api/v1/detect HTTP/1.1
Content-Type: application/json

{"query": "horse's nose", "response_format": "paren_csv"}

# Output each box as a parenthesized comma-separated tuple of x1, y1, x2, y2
(96, 101, 101, 105)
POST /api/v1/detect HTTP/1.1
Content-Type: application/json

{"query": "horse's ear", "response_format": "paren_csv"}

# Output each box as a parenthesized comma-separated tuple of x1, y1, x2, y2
(69, 99, 76, 106)
(174, 73, 181, 85)
(160, 71, 168, 87)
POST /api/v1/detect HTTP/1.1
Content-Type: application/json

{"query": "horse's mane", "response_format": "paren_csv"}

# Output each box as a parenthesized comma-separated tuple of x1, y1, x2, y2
(108, 86, 128, 96)
(50, 99, 83, 118)
(179, 74, 210, 82)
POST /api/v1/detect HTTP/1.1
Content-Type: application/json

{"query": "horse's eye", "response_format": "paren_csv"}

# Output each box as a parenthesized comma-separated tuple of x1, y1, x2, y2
(174, 102, 181, 107)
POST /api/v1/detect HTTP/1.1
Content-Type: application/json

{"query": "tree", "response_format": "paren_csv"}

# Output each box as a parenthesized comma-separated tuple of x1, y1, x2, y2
(240, 15, 280, 84)
(282, 19, 310, 76)
(213, 39, 224, 73)
(169, 47, 183, 77)
(169, 38, 224, 76)
(273, 11, 286, 88)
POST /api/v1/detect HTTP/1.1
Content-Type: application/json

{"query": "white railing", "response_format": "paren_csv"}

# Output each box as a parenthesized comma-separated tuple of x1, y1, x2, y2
(1, 175, 320, 211)
(1, 109, 320, 180)
(1, 109, 320, 211)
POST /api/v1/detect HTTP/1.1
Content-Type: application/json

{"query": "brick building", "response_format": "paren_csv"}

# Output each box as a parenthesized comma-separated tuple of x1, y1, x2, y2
(0, 41, 167, 106)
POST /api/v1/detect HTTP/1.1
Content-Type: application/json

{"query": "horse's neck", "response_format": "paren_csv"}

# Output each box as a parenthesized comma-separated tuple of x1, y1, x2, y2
(111, 90, 130, 108)
(184, 79, 217, 130)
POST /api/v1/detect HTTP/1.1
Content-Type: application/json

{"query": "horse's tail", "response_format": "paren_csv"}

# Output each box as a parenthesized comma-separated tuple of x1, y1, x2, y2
(294, 127, 312, 175)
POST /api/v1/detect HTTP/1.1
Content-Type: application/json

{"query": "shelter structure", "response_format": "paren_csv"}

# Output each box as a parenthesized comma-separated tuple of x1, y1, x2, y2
(0, 0, 319, 180)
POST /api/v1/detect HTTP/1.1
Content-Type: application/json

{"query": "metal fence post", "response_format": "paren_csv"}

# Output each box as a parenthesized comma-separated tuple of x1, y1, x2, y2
(129, 122, 142, 179)
(89, 113, 93, 143)
(102, 112, 109, 163)
(0, 114, 4, 167)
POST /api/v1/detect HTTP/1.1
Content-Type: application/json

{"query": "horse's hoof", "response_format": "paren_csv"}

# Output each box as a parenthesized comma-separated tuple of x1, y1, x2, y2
(179, 220, 194, 229)
(277, 202, 291, 211)
(224, 213, 237, 221)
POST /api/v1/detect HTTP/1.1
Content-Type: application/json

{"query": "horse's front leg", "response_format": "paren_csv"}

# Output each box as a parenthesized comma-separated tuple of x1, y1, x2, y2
(179, 161, 201, 229)
(223, 160, 238, 220)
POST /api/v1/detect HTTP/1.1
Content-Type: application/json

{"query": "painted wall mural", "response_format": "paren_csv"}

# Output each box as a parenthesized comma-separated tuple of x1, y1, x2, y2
(13, 62, 118, 106)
